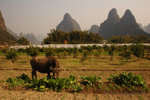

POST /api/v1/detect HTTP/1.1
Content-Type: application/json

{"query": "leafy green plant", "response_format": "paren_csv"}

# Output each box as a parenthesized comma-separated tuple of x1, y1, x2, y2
(78, 75, 101, 86)
(107, 71, 147, 87)
(98, 84, 102, 89)
(86, 84, 91, 89)
(106, 87, 110, 91)
(5, 74, 30, 89)
(6, 49, 19, 63)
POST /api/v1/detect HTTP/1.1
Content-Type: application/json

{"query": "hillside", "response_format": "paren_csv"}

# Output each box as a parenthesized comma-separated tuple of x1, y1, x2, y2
(0, 11, 6, 31)
(56, 13, 81, 32)
(0, 29, 17, 44)
(99, 8, 150, 39)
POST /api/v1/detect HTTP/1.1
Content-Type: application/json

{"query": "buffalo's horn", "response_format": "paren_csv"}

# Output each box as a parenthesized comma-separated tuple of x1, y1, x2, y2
(50, 66, 53, 70)
(58, 66, 63, 71)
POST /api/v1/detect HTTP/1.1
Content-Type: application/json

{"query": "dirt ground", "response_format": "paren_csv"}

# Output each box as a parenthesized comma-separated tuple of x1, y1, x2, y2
(0, 70, 150, 100)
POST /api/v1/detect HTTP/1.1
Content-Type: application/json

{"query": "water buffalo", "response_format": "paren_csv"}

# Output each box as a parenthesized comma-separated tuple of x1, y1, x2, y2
(30, 56, 61, 79)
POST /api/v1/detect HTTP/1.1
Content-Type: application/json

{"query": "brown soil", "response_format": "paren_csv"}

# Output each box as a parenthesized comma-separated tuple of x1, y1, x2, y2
(3, 82, 150, 94)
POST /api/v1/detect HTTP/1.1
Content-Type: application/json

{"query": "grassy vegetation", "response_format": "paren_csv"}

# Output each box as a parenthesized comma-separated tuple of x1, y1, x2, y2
(0, 51, 150, 69)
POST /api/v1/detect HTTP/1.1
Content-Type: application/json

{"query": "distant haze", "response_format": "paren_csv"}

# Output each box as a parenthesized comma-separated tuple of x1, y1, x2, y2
(0, 0, 150, 37)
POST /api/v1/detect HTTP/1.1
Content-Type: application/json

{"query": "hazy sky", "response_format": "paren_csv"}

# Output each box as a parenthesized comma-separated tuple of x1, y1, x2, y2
(0, 0, 150, 37)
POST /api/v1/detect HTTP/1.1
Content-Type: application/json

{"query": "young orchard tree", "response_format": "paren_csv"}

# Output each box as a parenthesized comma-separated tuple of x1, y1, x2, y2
(130, 44, 145, 59)
(73, 48, 79, 58)
(145, 46, 150, 58)
(103, 45, 109, 52)
(108, 45, 116, 61)
(62, 50, 68, 59)
(67, 48, 73, 56)
(45, 47, 55, 57)
(119, 46, 132, 65)
(94, 46, 102, 58)
(26, 46, 39, 57)
(6, 49, 19, 63)
(80, 50, 91, 66)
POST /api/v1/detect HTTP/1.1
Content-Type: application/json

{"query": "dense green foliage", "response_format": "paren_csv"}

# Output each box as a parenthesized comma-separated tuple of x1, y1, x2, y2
(18, 48, 26, 53)
(108, 45, 116, 61)
(107, 71, 147, 87)
(3, 43, 149, 63)
(44, 29, 103, 44)
(72, 48, 79, 58)
(45, 47, 55, 57)
(17, 37, 30, 45)
(26, 46, 39, 57)
(80, 50, 91, 65)
(1, 48, 9, 53)
(4, 72, 149, 93)
(109, 34, 150, 43)
(94, 46, 102, 58)
(78, 75, 102, 86)
(130, 44, 145, 59)
(6, 49, 19, 63)
(118, 45, 132, 64)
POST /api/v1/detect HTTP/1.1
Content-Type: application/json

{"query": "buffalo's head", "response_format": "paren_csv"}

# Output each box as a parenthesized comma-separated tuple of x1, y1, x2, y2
(50, 66, 62, 79)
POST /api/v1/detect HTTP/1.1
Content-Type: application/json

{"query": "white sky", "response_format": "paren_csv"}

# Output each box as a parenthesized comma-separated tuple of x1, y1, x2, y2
(0, 0, 150, 37)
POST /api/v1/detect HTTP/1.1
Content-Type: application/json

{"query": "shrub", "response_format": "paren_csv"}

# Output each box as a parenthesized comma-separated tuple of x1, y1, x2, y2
(26, 46, 39, 57)
(45, 47, 55, 57)
(61, 51, 68, 59)
(103, 45, 109, 52)
(130, 44, 145, 59)
(6, 49, 19, 63)
(80, 50, 91, 65)
(108, 45, 115, 61)
(67, 48, 72, 56)
(94, 46, 102, 58)
(39, 47, 46, 52)
(18, 48, 26, 53)
(2, 48, 9, 53)
(107, 71, 147, 87)
(72, 48, 79, 58)
(85, 46, 93, 52)
(119, 47, 132, 64)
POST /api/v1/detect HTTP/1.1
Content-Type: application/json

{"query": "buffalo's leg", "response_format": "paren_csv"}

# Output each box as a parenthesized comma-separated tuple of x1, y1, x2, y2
(47, 72, 51, 79)
(32, 70, 37, 79)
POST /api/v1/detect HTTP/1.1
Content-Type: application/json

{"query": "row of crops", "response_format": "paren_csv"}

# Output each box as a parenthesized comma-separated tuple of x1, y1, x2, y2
(4, 71, 150, 93)
(1, 43, 150, 63)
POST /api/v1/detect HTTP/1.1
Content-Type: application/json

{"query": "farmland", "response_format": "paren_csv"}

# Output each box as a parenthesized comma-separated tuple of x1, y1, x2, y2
(0, 45, 150, 100)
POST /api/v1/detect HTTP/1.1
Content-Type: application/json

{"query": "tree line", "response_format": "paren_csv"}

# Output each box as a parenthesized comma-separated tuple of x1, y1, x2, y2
(44, 29, 104, 44)
(108, 34, 150, 43)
